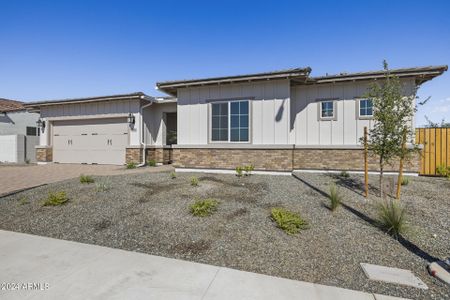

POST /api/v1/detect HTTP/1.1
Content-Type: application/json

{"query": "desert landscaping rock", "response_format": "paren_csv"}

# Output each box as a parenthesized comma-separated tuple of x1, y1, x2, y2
(0, 171, 449, 299)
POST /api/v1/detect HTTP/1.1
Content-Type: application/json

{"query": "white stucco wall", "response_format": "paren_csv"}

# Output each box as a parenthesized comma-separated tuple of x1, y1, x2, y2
(290, 78, 416, 146)
(0, 135, 25, 163)
(0, 110, 39, 135)
(177, 79, 291, 145)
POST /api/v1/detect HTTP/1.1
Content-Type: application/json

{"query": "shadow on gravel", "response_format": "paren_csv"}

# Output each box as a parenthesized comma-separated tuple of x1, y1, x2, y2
(292, 173, 439, 263)
(327, 174, 380, 197)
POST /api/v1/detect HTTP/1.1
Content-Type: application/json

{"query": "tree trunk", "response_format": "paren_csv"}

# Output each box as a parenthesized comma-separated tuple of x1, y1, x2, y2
(379, 159, 384, 198)
(396, 130, 407, 199)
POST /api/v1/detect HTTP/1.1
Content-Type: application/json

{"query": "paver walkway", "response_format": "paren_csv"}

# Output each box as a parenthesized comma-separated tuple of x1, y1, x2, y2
(0, 230, 408, 300)
(0, 164, 173, 196)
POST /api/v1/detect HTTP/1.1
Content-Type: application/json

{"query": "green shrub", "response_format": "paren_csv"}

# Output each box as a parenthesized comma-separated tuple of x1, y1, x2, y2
(190, 199, 219, 217)
(329, 184, 341, 211)
(244, 165, 255, 176)
(25, 159, 30, 164)
(436, 164, 450, 179)
(95, 181, 111, 192)
(377, 200, 408, 239)
(270, 207, 308, 235)
(190, 176, 199, 186)
(19, 197, 29, 205)
(79, 174, 94, 184)
(170, 171, 177, 179)
(126, 162, 137, 169)
(235, 166, 244, 177)
(42, 191, 68, 206)
(401, 177, 409, 186)
(340, 171, 350, 178)
(147, 159, 156, 167)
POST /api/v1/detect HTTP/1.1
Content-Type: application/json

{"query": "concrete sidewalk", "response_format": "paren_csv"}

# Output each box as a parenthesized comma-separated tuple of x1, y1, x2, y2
(0, 230, 407, 300)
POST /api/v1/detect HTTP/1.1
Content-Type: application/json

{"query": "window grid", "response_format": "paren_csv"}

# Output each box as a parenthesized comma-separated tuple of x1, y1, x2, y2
(359, 99, 373, 117)
(321, 101, 334, 118)
(211, 100, 249, 143)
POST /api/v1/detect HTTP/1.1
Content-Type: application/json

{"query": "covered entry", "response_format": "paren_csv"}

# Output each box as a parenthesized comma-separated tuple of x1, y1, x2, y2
(52, 118, 129, 165)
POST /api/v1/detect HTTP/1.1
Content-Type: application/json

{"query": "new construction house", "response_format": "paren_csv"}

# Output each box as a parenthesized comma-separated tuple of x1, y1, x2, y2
(24, 65, 448, 173)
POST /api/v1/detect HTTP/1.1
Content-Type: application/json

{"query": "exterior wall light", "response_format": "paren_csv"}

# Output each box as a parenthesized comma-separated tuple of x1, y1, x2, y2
(127, 113, 135, 125)
(36, 118, 45, 129)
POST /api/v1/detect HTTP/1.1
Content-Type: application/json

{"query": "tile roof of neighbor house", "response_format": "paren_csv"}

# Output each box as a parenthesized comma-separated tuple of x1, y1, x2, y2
(0, 98, 25, 112)
(23, 92, 153, 109)
(156, 67, 312, 96)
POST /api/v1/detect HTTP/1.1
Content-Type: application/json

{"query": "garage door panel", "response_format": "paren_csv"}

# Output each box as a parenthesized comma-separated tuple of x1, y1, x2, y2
(52, 118, 128, 165)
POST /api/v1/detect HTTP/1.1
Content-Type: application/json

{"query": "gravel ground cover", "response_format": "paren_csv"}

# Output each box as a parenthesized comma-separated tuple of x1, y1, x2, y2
(0, 171, 449, 299)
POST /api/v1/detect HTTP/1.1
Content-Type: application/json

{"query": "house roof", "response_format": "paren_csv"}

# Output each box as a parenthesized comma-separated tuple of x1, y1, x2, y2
(0, 98, 25, 113)
(308, 65, 448, 85)
(156, 65, 447, 96)
(156, 67, 312, 96)
(23, 92, 153, 111)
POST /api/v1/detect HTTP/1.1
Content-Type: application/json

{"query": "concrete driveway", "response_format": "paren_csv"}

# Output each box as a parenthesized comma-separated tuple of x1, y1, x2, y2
(0, 230, 407, 300)
(0, 163, 173, 196)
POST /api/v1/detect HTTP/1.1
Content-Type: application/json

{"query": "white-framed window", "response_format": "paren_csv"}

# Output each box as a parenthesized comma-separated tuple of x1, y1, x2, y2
(211, 100, 249, 142)
(319, 100, 335, 120)
(359, 99, 373, 117)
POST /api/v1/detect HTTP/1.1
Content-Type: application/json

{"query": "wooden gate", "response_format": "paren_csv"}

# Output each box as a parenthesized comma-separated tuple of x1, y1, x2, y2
(415, 127, 450, 175)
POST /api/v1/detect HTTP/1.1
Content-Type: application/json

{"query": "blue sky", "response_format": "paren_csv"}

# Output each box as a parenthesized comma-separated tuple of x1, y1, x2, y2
(1, 0, 449, 125)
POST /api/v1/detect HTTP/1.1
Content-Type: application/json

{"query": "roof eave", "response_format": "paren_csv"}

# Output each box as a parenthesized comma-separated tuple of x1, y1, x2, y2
(156, 69, 311, 97)
(23, 93, 153, 111)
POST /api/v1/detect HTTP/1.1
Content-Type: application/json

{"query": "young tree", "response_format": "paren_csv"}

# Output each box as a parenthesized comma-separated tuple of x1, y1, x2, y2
(364, 61, 417, 198)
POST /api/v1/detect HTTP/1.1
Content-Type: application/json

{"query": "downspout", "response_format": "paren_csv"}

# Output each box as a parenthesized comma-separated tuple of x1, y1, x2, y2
(138, 96, 154, 167)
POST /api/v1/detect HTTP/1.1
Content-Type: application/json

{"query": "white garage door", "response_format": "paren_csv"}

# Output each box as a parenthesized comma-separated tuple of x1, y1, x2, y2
(53, 118, 129, 165)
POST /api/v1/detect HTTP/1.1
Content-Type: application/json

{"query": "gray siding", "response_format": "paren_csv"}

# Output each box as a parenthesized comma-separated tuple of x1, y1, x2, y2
(290, 78, 416, 146)
(143, 102, 177, 146)
(177, 80, 290, 145)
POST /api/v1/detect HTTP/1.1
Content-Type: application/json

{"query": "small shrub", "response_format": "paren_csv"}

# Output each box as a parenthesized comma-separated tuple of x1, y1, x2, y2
(19, 197, 29, 205)
(80, 174, 94, 184)
(270, 207, 308, 235)
(377, 199, 408, 239)
(95, 181, 111, 192)
(401, 177, 409, 186)
(329, 184, 341, 211)
(147, 159, 156, 167)
(244, 165, 254, 176)
(190, 176, 199, 186)
(340, 171, 350, 178)
(190, 199, 219, 217)
(126, 162, 137, 169)
(235, 166, 244, 177)
(42, 191, 68, 206)
(170, 171, 177, 179)
(25, 159, 30, 164)
(436, 164, 450, 179)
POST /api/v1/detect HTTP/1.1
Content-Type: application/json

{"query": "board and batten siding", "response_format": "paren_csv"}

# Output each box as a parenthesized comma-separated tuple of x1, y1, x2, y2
(177, 79, 291, 145)
(39, 99, 142, 146)
(290, 78, 416, 146)
(143, 102, 177, 146)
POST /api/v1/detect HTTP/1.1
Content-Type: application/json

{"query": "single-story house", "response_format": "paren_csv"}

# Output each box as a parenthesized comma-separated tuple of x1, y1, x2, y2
(0, 98, 40, 163)
(24, 65, 447, 173)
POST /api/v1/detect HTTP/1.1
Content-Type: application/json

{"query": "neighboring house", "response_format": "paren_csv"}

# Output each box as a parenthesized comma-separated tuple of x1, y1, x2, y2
(0, 98, 40, 163)
(25, 65, 447, 173)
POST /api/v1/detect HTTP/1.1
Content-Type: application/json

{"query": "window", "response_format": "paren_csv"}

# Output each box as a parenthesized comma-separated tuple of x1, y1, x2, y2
(359, 99, 373, 117)
(320, 101, 335, 119)
(26, 126, 38, 136)
(211, 100, 249, 142)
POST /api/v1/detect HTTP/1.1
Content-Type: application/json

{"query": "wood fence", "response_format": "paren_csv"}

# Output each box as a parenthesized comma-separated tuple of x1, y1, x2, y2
(415, 127, 450, 176)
